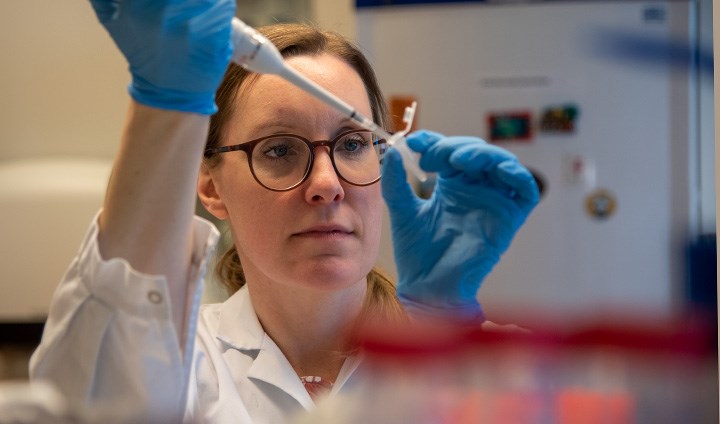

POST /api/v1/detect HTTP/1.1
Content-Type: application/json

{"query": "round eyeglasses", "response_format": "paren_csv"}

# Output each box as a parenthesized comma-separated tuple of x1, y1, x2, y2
(204, 129, 388, 191)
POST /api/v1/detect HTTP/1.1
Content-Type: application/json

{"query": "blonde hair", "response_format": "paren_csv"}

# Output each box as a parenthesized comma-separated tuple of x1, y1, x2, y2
(205, 23, 406, 323)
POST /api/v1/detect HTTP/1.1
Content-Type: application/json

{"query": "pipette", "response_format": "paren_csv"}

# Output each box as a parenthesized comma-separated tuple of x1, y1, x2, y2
(230, 18, 427, 182)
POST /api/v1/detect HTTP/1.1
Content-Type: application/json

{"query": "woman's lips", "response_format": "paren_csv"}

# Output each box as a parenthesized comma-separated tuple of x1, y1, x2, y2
(293, 225, 353, 239)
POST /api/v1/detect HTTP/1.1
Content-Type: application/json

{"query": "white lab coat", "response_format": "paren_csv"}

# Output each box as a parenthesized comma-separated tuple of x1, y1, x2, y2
(29, 213, 359, 424)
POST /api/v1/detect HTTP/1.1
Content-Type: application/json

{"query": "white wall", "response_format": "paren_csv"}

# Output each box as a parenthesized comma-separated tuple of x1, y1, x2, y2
(0, 1, 128, 161)
(310, 0, 357, 40)
(235, 0, 356, 39)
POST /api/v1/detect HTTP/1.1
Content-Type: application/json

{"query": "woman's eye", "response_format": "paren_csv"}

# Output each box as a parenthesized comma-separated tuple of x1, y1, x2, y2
(340, 137, 367, 152)
(344, 140, 359, 151)
(266, 145, 289, 157)
(257, 136, 306, 163)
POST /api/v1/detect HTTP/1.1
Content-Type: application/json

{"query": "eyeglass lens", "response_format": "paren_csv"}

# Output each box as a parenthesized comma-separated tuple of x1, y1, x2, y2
(251, 131, 385, 190)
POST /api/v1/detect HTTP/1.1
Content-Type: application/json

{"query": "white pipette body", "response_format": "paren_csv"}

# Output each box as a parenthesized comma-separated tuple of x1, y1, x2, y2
(229, 18, 427, 182)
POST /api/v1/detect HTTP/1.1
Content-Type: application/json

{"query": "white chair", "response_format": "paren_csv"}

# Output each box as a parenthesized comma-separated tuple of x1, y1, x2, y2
(0, 158, 112, 322)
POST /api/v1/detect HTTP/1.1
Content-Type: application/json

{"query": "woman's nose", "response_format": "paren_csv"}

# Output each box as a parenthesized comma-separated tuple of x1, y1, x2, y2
(303, 148, 345, 204)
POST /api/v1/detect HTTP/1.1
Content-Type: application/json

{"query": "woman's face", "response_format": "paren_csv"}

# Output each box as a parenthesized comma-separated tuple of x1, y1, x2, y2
(203, 53, 383, 293)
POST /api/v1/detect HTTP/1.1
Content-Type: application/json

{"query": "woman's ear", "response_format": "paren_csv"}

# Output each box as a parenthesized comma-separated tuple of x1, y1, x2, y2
(198, 162, 229, 220)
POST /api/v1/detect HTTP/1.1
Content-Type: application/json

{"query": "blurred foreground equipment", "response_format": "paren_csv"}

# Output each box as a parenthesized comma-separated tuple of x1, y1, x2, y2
(297, 314, 717, 424)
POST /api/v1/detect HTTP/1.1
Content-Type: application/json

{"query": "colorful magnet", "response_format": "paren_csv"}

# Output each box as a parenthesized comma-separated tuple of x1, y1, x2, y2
(585, 188, 617, 220)
(539, 104, 580, 133)
(563, 154, 596, 188)
(487, 111, 533, 142)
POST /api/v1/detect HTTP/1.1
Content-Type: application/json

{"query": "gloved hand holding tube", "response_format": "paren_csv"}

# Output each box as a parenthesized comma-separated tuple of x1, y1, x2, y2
(382, 130, 540, 321)
(90, 0, 235, 115)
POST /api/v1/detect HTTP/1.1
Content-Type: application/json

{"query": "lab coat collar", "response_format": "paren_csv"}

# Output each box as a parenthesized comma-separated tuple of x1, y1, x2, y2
(215, 287, 264, 351)
(250, 336, 315, 410)
(215, 287, 315, 410)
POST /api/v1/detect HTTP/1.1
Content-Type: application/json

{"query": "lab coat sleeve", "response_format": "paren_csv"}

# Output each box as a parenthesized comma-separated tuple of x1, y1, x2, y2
(29, 211, 220, 422)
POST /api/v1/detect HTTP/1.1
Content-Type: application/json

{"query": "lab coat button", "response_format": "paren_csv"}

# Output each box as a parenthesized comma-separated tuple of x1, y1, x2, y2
(147, 290, 163, 304)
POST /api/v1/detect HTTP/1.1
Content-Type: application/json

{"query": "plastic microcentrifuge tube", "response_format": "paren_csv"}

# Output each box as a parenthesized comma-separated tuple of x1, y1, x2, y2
(385, 102, 426, 182)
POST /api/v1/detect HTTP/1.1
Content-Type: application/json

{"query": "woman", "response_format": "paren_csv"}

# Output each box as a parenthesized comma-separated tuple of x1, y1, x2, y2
(191, 23, 408, 420)
(30, 1, 538, 423)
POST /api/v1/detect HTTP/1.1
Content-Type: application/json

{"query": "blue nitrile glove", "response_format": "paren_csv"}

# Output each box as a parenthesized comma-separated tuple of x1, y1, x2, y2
(90, 0, 235, 114)
(382, 130, 540, 321)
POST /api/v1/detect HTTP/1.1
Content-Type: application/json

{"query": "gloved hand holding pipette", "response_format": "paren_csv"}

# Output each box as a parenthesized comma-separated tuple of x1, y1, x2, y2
(90, 0, 235, 114)
(382, 131, 540, 321)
